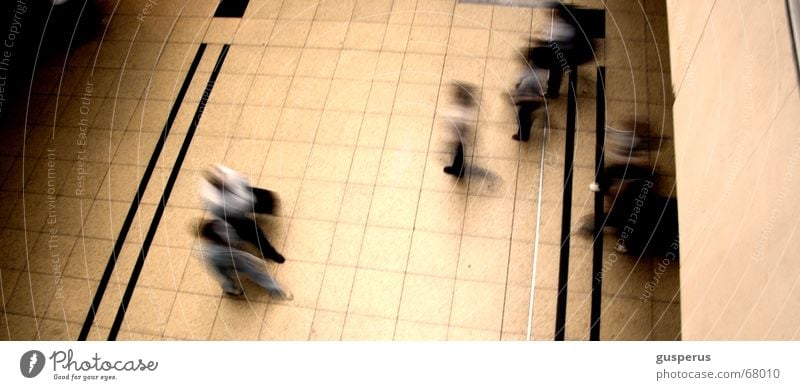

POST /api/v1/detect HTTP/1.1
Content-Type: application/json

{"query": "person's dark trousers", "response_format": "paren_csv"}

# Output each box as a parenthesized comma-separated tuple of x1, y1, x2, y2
(228, 215, 285, 263)
(547, 60, 563, 98)
(445, 141, 465, 176)
(516, 102, 540, 141)
(605, 186, 640, 232)
(605, 178, 657, 251)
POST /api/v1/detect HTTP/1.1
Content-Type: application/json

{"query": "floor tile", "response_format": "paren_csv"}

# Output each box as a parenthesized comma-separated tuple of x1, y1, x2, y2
(407, 230, 461, 278)
(348, 268, 404, 318)
(276, 261, 325, 308)
(120, 286, 176, 336)
(398, 274, 454, 324)
(394, 320, 449, 340)
(294, 180, 346, 221)
(342, 313, 396, 340)
(210, 298, 266, 340)
(449, 279, 505, 331)
(164, 292, 219, 339)
(367, 186, 419, 229)
(328, 223, 365, 266)
(457, 236, 511, 284)
(260, 304, 314, 340)
(359, 226, 412, 272)
(309, 310, 346, 340)
(283, 219, 336, 263)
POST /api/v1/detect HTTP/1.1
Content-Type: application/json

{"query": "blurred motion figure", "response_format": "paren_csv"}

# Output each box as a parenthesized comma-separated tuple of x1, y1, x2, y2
(534, 2, 600, 98)
(590, 120, 653, 194)
(511, 46, 548, 141)
(442, 82, 477, 178)
(197, 165, 291, 298)
(201, 164, 285, 263)
(581, 120, 679, 258)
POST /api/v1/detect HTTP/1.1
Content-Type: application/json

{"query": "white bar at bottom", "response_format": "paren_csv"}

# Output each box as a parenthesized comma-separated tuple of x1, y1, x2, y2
(1, 342, 797, 389)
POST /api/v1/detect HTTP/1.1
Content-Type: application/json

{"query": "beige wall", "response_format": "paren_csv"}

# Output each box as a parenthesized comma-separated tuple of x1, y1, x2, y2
(667, 0, 800, 339)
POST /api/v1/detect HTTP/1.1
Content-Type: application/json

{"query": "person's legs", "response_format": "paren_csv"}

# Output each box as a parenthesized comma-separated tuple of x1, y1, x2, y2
(444, 141, 465, 177)
(454, 142, 464, 171)
(514, 102, 536, 141)
(201, 247, 244, 295)
(219, 269, 244, 295)
(604, 187, 631, 230)
(231, 250, 293, 300)
(547, 60, 563, 98)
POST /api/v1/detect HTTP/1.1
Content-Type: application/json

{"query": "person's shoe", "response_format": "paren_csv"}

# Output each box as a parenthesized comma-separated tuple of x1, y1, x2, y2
(512, 134, 528, 141)
(270, 288, 294, 301)
(224, 287, 243, 296)
(589, 182, 601, 192)
(270, 252, 286, 264)
(443, 166, 464, 177)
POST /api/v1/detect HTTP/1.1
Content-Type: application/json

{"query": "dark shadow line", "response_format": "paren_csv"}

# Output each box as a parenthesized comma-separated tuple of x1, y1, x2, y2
(77, 43, 207, 341)
(785, 0, 800, 85)
(106, 44, 230, 341)
(590, 66, 606, 341)
(555, 68, 578, 341)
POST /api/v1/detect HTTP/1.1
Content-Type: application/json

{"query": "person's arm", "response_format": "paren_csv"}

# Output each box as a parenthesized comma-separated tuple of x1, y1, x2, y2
(200, 219, 235, 247)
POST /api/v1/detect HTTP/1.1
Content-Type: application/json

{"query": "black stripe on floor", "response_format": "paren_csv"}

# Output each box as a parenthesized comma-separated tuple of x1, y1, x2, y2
(106, 44, 230, 341)
(554, 69, 578, 341)
(215, 0, 249, 18)
(590, 66, 606, 341)
(78, 43, 208, 341)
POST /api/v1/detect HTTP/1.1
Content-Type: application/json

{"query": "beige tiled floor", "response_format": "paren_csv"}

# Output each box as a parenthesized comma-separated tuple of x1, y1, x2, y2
(0, 0, 679, 341)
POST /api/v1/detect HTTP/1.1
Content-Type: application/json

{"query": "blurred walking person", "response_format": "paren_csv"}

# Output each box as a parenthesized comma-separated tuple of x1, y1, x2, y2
(443, 82, 477, 177)
(534, 2, 599, 98)
(201, 164, 285, 263)
(512, 46, 548, 141)
(589, 121, 652, 194)
(542, 3, 577, 98)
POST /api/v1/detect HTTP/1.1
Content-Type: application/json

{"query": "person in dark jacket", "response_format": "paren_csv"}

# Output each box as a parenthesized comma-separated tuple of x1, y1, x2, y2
(512, 46, 548, 141)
